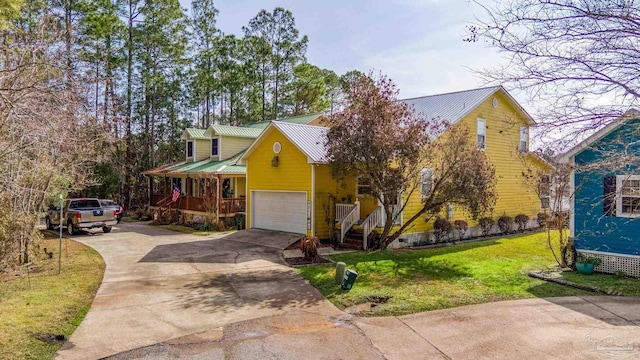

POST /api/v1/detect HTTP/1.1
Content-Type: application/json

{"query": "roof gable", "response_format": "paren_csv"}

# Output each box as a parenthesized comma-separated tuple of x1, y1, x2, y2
(559, 109, 640, 162)
(400, 86, 534, 127)
(241, 121, 328, 163)
(181, 128, 208, 140)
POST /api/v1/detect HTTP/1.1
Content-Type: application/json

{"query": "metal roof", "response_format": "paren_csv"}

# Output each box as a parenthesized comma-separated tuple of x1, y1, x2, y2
(245, 113, 324, 129)
(272, 121, 328, 163)
(144, 151, 246, 176)
(183, 128, 208, 140)
(208, 125, 263, 138)
(400, 86, 502, 127)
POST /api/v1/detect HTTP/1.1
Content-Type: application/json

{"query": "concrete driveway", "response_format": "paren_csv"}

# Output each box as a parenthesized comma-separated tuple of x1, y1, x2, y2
(55, 222, 357, 360)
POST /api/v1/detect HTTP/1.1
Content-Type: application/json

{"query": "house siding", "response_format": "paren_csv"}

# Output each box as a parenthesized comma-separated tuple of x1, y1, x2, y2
(403, 91, 543, 234)
(573, 119, 640, 256)
(245, 129, 313, 236)
(194, 139, 210, 161)
(314, 165, 357, 239)
(220, 136, 254, 160)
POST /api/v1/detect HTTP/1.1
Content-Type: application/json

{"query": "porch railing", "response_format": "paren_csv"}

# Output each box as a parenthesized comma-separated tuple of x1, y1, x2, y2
(151, 195, 245, 214)
(336, 203, 355, 222)
(221, 197, 246, 214)
(338, 200, 360, 243)
(362, 206, 383, 251)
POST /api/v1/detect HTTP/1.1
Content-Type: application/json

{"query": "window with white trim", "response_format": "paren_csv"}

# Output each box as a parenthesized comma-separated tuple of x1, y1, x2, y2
(420, 168, 434, 198)
(356, 177, 372, 196)
(519, 126, 528, 153)
(211, 138, 219, 156)
(186, 141, 194, 158)
(477, 118, 486, 150)
(539, 174, 551, 209)
(617, 175, 640, 217)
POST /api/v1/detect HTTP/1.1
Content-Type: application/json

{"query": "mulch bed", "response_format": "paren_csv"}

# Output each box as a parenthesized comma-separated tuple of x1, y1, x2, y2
(286, 256, 333, 267)
(285, 239, 334, 251)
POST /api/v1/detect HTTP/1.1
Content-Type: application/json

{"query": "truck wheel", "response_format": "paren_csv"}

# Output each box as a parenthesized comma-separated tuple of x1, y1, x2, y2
(46, 217, 54, 230)
(102, 226, 112, 233)
(67, 220, 76, 236)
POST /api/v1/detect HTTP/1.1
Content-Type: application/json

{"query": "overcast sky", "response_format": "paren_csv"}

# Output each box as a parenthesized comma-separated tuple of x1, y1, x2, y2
(180, 0, 505, 100)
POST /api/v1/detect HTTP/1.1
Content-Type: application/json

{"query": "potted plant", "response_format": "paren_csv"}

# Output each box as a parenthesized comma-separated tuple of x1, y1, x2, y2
(576, 255, 602, 275)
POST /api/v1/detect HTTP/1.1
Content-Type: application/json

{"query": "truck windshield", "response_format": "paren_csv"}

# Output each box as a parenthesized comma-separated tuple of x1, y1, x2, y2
(69, 199, 101, 209)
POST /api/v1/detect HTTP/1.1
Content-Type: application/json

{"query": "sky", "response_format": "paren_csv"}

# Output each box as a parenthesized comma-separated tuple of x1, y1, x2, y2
(179, 0, 505, 100)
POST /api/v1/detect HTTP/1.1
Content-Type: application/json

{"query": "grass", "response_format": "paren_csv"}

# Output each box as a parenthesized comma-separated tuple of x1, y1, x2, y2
(0, 232, 105, 360)
(297, 232, 600, 316)
(157, 224, 234, 236)
(120, 216, 143, 223)
(558, 271, 640, 296)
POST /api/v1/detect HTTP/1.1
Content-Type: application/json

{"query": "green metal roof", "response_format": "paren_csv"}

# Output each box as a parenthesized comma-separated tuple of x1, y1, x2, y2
(144, 151, 247, 176)
(244, 113, 324, 129)
(209, 125, 262, 138)
(184, 128, 208, 139)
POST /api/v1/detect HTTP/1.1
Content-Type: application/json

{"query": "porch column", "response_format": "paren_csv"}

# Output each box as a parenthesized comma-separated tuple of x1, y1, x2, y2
(186, 176, 191, 210)
(217, 174, 222, 222)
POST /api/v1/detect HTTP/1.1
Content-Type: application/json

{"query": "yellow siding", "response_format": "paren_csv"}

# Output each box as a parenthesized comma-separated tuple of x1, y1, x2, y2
(236, 177, 246, 197)
(194, 139, 210, 161)
(220, 136, 254, 159)
(402, 91, 546, 233)
(314, 165, 357, 239)
(246, 129, 313, 236)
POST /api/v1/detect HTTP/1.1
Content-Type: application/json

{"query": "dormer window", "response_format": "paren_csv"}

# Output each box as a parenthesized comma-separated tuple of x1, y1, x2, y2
(211, 138, 219, 156)
(186, 141, 194, 159)
(477, 118, 486, 151)
(519, 127, 528, 153)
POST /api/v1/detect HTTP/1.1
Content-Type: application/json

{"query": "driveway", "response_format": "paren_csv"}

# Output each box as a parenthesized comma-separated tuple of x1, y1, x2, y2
(55, 222, 371, 360)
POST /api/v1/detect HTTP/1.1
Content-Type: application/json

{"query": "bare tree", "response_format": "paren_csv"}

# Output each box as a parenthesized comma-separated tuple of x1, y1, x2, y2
(467, 0, 640, 148)
(0, 10, 105, 269)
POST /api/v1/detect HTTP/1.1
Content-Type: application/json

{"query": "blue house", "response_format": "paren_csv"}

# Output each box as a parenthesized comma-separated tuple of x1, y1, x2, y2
(560, 110, 640, 277)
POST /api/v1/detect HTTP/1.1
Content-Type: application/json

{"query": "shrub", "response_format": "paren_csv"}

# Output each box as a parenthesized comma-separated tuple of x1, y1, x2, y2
(133, 206, 153, 221)
(194, 222, 215, 231)
(367, 231, 381, 250)
(497, 215, 514, 234)
(453, 220, 468, 240)
(300, 236, 320, 261)
(433, 217, 453, 243)
(151, 211, 172, 225)
(577, 255, 602, 266)
(514, 214, 530, 232)
(478, 217, 494, 236)
(537, 212, 549, 228)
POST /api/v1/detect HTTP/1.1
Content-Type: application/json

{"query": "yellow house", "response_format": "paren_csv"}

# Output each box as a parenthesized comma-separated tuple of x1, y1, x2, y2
(241, 86, 548, 248)
(143, 113, 325, 222)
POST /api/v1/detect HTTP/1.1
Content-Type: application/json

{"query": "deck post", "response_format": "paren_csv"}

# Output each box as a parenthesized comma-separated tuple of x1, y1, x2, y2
(217, 174, 222, 223)
(186, 177, 190, 210)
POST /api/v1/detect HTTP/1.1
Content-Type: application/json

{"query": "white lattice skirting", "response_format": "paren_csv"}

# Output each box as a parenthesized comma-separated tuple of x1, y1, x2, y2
(578, 250, 640, 278)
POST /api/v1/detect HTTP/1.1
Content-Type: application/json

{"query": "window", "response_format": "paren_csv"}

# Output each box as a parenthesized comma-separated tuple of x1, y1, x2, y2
(186, 141, 194, 158)
(519, 127, 528, 153)
(540, 174, 551, 209)
(476, 118, 486, 150)
(211, 138, 219, 156)
(356, 177, 372, 195)
(616, 175, 640, 217)
(421, 168, 434, 198)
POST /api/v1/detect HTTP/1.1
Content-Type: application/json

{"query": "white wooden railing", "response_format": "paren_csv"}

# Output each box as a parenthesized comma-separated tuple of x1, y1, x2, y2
(362, 206, 383, 250)
(336, 203, 356, 222)
(338, 201, 360, 243)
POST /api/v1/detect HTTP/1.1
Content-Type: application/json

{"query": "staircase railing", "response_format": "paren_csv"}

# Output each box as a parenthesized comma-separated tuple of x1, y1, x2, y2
(338, 201, 360, 243)
(335, 203, 355, 222)
(362, 206, 383, 250)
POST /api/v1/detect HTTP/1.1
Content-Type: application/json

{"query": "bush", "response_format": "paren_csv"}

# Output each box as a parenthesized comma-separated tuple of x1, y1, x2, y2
(151, 211, 171, 225)
(514, 214, 529, 232)
(433, 217, 453, 243)
(133, 206, 153, 221)
(478, 217, 494, 236)
(497, 215, 514, 234)
(300, 236, 320, 261)
(453, 220, 468, 240)
(537, 213, 550, 228)
(194, 222, 215, 231)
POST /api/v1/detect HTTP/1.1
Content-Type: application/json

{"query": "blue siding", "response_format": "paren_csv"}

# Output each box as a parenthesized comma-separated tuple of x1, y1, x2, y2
(573, 118, 640, 256)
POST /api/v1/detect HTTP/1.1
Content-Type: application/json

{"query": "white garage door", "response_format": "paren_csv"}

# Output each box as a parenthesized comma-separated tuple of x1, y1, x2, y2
(252, 191, 307, 234)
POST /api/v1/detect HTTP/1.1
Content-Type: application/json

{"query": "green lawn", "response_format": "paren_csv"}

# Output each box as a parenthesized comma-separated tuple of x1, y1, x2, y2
(158, 224, 234, 236)
(297, 232, 600, 316)
(558, 271, 640, 296)
(0, 234, 105, 359)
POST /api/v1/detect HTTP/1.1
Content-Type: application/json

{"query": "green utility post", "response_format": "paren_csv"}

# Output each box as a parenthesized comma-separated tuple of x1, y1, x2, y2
(58, 194, 63, 275)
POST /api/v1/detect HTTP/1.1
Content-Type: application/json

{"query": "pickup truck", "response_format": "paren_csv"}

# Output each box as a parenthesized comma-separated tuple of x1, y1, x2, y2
(46, 198, 117, 235)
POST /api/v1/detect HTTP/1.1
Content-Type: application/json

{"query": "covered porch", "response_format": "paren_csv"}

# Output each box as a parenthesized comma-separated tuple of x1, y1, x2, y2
(144, 157, 246, 219)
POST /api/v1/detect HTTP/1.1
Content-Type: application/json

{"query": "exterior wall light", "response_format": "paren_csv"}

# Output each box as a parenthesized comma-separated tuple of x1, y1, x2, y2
(271, 155, 279, 167)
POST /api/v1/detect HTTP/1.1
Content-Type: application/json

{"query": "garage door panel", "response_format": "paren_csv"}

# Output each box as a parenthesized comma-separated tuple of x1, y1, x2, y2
(253, 191, 307, 234)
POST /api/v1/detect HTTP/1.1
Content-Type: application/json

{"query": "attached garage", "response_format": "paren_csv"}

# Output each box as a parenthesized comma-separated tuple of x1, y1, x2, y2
(251, 191, 308, 234)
